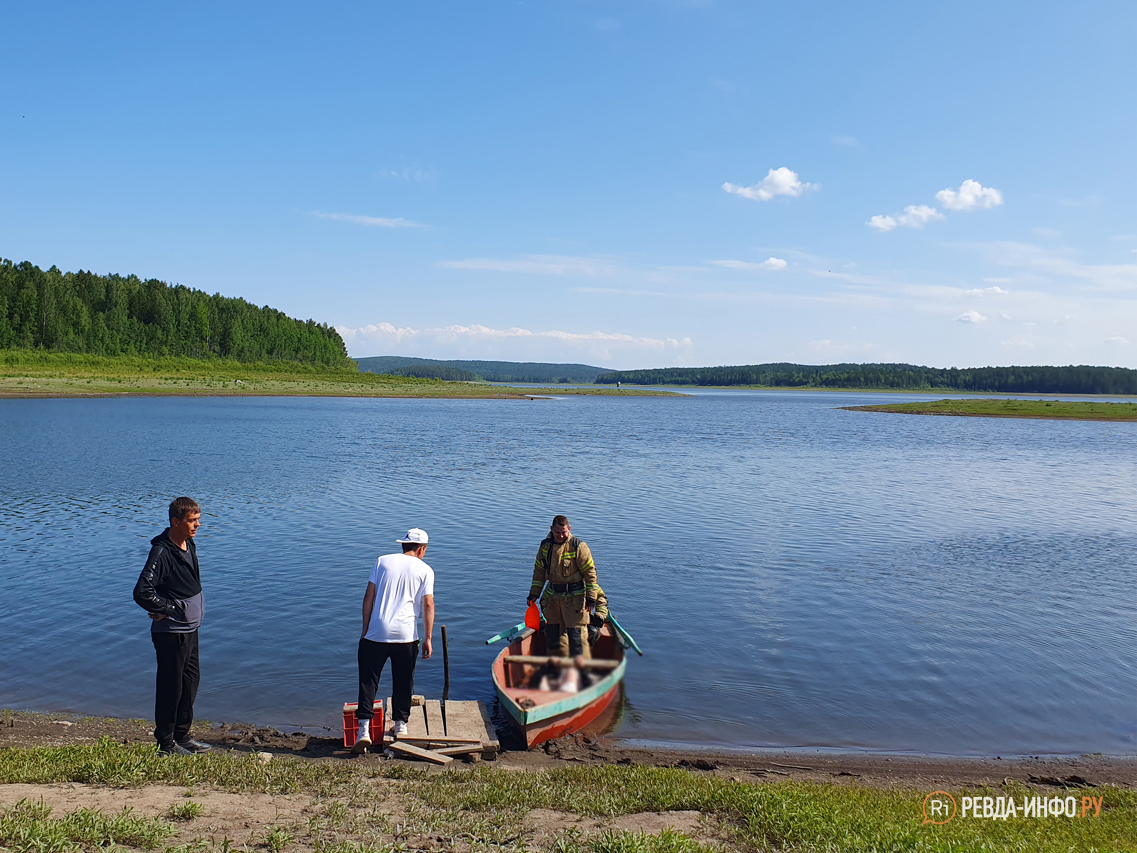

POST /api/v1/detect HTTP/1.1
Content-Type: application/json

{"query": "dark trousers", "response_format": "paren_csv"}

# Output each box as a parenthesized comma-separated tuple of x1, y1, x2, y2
(152, 631, 200, 746)
(545, 623, 584, 656)
(357, 638, 418, 723)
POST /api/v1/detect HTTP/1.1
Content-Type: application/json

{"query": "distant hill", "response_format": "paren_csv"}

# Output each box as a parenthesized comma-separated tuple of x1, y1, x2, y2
(0, 258, 351, 366)
(595, 362, 1137, 395)
(356, 356, 605, 384)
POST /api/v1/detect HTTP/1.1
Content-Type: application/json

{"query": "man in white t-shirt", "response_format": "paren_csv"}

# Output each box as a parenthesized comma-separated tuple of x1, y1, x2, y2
(352, 528, 435, 752)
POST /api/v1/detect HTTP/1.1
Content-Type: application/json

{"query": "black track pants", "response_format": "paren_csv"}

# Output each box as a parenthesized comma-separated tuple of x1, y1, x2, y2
(357, 639, 419, 723)
(152, 631, 200, 746)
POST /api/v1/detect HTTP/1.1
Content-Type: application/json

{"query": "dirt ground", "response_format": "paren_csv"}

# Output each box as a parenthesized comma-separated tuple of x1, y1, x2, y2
(3, 710, 1134, 791)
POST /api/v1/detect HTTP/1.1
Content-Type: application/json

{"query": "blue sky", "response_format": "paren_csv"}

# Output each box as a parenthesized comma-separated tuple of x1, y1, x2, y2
(3, 1, 1134, 369)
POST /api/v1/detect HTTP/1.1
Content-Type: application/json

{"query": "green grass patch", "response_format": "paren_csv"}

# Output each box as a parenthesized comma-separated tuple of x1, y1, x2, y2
(165, 801, 203, 822)
(845, 398, 1137, 421)
(0, 799, 174, 852)
(0, 738, 353, 793)
(1, 742, 1133, 852)
(421, 765, 1137, 852)
(0, 352, 672, 398)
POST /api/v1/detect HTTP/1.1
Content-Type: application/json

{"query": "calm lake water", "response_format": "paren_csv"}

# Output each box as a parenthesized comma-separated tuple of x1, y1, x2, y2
(1, 391, 1134, 756)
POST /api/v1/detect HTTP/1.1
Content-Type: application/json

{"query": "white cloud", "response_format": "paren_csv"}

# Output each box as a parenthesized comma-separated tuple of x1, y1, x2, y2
(723, 167, 817, 202)
(973, 241, 1137, 291)
(868, 205, 944, 231)
(377, 167, 437, 183)
(437, 255, 619, 276)
(1001, 337, 1035, 349)
(337, 321, 693, 363)
(709, 257, 787, 271)
(955, 310, 988, 323)
(313, 211, 424, 228)
(936, 179, 1004, 212)
(1106, 336, 1130, 345)
(898, 205, 944, 228)
(964, 286, 1008, 296)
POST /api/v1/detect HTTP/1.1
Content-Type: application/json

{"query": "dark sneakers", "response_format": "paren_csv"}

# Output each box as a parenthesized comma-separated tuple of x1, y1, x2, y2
(158, 742, 193, 756)
(176, 738, 212, 753)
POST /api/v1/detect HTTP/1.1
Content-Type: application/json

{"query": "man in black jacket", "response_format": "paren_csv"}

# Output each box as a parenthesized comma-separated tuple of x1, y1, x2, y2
(133, 497, 210, 755)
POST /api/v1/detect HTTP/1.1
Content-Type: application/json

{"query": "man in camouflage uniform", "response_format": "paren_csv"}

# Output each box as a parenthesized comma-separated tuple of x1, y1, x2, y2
(528, 515, 603, 658)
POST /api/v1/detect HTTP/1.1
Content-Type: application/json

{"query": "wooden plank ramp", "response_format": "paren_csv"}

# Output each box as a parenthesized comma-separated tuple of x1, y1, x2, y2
(381, 698, 500, 762)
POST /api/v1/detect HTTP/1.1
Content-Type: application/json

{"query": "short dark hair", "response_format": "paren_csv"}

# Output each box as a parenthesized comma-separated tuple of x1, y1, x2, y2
(169, 497, 201, 521)
(401, 542, 425, 554)
(552, 515, 569, 527)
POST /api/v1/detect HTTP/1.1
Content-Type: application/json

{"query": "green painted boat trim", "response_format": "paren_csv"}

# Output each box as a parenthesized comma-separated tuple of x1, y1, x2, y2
(496, 657, 626, 726)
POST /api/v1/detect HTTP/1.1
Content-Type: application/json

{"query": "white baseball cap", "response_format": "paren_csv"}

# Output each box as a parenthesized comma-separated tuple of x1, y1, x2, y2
(396, 528, 429, 545)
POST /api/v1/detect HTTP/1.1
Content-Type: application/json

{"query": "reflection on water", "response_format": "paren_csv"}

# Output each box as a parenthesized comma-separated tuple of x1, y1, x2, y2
(0, 392, 1134, 755)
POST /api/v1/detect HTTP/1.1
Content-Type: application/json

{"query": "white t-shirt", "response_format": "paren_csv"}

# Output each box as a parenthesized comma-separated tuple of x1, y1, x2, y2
(363, 553, 435, 643)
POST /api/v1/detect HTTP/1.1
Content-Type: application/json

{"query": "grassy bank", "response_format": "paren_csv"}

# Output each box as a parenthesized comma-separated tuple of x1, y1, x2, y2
(0, 353, 674, 399)
(1, 740, 1132, 852)
(844, 398, 1137, 421)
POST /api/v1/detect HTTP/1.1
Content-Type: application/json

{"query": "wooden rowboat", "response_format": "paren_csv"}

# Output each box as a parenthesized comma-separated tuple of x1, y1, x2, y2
(492, 624, 626, 749)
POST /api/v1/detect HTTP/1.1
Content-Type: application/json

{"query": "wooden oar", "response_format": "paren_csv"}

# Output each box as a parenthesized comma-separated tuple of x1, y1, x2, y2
(485, 621, 527, 645)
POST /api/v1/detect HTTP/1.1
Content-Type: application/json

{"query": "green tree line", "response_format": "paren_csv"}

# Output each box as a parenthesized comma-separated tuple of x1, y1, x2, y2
(596, 362, 1137, 394)
(0, 259, 351, 366)
(356, 356, 604, 383)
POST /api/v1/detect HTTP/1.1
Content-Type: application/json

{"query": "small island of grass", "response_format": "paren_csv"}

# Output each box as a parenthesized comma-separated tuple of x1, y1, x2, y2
(0, 353, 678, 400)
(843, 398, 1137, 421)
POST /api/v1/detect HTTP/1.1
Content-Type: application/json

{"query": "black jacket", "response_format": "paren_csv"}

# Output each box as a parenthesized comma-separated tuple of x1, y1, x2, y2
(132, 531, 201, 621)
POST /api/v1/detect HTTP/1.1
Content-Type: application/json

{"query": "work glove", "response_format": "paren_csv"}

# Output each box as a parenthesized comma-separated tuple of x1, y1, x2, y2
(587, 612, 604, 645)
(586, 598, 597, 610)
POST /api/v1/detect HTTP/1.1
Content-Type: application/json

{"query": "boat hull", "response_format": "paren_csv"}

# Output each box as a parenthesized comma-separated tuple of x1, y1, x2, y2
(492, 626, 626, 749)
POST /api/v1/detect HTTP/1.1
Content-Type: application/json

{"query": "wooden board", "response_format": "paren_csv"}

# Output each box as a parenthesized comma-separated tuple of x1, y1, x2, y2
(385, 697, 430, 739)
(433, 743, 484, 756)
(424, 699, 444, 736)
(504, 655, 620, 671)
(441, 700, 482, 739)
(387, 740, 453, 765)
(476, 699, 500, 755)
(395, 735, 481, 745)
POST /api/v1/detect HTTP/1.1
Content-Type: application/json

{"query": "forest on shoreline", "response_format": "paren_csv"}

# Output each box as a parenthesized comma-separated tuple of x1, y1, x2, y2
(597, 362, 1137, 395)
(0, 259, 350, 367)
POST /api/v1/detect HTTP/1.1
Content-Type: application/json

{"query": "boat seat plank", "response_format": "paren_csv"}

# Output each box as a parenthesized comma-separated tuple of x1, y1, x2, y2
(504, 655, 620, 671)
